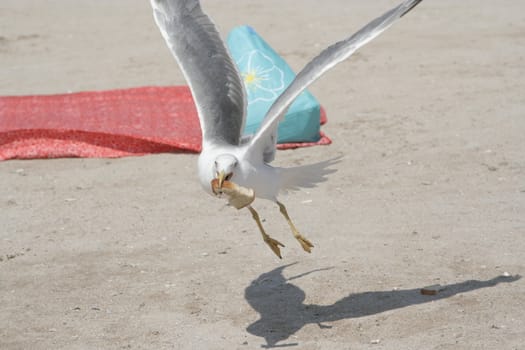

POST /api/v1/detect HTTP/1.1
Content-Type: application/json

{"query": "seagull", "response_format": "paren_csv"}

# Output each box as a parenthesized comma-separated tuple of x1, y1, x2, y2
(150, 0, 423, 258)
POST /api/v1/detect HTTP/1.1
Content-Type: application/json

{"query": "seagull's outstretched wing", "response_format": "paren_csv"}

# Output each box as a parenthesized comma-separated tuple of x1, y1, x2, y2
(151, 0, 246, 147)
(248, 0, 423, 162)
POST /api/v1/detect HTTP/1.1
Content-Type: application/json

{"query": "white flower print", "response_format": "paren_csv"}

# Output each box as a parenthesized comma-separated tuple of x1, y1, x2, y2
(236, 50, 285, 105)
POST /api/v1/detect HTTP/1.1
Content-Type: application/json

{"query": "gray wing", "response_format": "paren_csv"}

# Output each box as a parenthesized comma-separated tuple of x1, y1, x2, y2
(248, 0, 423, 161)
(151, 0, 246, 146)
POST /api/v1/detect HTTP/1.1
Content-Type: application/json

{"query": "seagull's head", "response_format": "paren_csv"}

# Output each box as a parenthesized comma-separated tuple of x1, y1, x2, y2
(214, 154, 238, 188)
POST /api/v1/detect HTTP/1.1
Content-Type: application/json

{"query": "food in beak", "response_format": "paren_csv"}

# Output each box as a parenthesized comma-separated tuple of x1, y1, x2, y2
(211, 179, 255, 209)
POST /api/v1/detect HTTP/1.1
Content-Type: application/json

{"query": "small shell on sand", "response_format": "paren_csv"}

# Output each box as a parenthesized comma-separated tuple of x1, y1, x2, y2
(420, 284, 446, 296)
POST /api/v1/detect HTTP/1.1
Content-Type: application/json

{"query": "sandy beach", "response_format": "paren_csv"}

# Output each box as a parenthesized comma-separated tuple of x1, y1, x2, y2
(1, 1, 524, 349)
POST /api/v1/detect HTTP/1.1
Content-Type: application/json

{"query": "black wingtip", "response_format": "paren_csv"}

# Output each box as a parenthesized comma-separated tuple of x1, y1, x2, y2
(401, 0, 424, 18)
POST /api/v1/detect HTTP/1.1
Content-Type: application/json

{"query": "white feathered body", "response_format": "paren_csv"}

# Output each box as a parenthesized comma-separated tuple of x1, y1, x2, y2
(198, 142, 337, 201)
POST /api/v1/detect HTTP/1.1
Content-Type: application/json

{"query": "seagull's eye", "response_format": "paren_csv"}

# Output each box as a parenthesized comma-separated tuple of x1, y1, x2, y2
(225, 173, 233, 181)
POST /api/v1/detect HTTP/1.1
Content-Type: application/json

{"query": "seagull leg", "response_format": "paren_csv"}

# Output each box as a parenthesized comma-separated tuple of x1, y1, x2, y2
(247, 205, 284, 259)
(277, 201, 314, 253)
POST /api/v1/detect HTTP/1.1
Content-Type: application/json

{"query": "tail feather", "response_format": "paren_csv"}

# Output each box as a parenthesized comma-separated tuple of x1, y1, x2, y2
(279, 157, 341, 193)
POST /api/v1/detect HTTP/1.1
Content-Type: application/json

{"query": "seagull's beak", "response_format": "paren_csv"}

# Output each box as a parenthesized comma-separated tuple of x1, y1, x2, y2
(217, 170, 226, 189)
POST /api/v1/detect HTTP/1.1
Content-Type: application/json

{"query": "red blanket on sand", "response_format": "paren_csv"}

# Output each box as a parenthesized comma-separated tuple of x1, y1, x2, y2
(0, 86, 331, 160)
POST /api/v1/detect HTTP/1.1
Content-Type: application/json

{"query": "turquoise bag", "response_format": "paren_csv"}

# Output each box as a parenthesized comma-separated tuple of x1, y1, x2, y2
(226, 26, 321, 143)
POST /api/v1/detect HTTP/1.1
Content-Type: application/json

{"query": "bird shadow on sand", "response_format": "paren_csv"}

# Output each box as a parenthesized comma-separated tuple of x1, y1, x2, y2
(244, 263, 521, 348)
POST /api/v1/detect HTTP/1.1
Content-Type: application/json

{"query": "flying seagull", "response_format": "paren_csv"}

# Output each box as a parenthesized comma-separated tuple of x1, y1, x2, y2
(150, 0, 423, 258)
